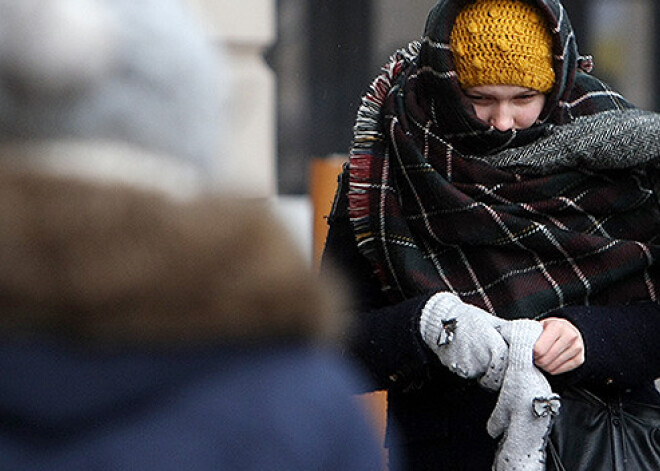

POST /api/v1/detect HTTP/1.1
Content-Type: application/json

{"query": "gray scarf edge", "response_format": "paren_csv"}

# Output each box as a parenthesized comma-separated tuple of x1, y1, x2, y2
(471, 109, 660, 174)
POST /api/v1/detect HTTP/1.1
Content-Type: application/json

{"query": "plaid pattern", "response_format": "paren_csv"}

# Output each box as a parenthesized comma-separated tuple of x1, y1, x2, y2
(348, 0, 660, 319)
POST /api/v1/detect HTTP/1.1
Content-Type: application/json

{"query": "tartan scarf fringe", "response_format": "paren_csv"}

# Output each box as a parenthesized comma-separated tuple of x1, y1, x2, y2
(351, 41, 421, 156)
(349, 41, 421, 254)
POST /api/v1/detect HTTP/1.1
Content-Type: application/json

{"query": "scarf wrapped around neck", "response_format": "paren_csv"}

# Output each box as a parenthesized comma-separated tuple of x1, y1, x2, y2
(348, 4, 660, 318)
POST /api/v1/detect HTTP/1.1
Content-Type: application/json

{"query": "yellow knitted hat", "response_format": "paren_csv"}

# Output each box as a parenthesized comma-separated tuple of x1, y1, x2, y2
(450, 0, 555, 93)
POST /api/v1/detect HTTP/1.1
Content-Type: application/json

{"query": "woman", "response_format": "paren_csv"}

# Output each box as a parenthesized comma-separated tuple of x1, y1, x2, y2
(322, 0, 660, 469)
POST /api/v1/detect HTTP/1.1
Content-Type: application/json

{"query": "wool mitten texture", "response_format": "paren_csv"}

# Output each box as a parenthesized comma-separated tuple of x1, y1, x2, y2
(487, 319, 559, 471)
(420, 292, 508, 390)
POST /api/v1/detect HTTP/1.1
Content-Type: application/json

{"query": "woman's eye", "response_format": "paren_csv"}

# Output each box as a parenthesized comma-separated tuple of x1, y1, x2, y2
(466, 94, 486, 102)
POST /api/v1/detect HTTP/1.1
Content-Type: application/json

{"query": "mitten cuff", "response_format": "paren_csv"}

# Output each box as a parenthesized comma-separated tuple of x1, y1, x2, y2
(505, 320, 543, 370)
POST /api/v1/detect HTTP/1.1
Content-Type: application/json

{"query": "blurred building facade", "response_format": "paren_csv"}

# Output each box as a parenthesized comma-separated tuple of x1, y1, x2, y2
(187, 0, 278, 197)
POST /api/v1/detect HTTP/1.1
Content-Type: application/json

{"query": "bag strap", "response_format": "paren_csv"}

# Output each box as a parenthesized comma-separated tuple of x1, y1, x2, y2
(546, 438, 568, 471)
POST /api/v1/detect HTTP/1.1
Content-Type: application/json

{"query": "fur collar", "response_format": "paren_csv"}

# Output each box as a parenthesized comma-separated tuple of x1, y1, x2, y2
(0, 154, 343, 346)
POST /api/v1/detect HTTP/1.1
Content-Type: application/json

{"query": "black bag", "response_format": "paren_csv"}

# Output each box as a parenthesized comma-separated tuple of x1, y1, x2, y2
(546, 387, 660, 470)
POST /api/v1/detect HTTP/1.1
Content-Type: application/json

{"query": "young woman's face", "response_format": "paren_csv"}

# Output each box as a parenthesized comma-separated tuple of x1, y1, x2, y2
(463, 85, 547, 131)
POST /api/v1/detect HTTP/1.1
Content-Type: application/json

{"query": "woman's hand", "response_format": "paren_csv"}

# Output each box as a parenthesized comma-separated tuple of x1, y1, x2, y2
(533, 317, 585, 375)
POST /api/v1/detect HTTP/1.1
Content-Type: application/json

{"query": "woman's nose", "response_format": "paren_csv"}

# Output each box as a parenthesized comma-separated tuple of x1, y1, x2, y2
(489, 105, 515, 131)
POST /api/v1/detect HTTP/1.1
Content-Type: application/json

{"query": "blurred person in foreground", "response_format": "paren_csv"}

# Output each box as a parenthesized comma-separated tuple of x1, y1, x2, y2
(0, 1, 386, 469)
(322, 0, 660, 469)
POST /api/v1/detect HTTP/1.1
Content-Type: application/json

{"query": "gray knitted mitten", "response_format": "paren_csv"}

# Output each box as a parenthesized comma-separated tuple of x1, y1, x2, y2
(487, 320, 560, 471)
(420, 292, 508, 390)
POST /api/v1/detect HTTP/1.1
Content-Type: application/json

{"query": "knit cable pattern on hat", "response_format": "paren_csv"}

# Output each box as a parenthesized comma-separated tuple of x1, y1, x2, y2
(451, 0, 555, 92)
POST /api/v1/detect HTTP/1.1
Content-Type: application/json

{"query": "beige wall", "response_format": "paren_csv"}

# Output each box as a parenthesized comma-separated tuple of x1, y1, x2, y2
(187, 0, 277, 196)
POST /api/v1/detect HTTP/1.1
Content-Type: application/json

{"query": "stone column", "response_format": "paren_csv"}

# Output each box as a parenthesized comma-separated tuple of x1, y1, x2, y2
(187, 0, 277, 196)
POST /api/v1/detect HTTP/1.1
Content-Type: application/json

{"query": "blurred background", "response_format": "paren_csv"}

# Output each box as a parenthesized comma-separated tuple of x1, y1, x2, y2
(190, 0, 659, 262)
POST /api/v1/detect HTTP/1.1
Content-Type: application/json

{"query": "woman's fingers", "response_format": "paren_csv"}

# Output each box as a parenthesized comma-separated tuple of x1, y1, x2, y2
(533, 317, 585, 375)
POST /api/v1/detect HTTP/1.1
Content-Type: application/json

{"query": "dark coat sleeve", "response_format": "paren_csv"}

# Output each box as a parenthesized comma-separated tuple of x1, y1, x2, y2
(320, 168, 439, 393)
(546, 302, 660, 390)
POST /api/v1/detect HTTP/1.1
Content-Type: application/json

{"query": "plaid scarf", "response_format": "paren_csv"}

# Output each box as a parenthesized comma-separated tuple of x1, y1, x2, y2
(348, 0, 660, 319)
